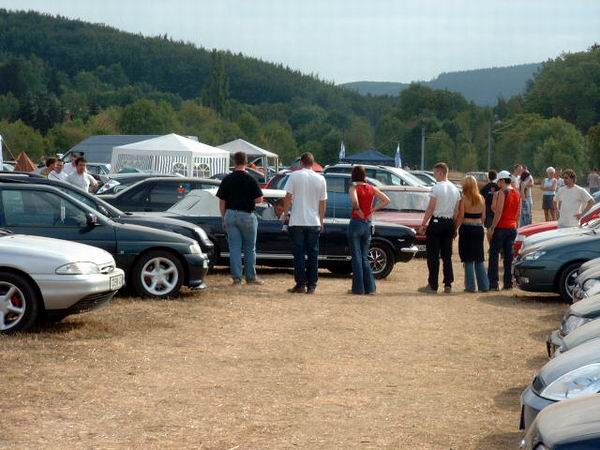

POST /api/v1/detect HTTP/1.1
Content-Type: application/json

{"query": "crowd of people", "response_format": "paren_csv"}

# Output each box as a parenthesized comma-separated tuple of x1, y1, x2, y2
(37, 154, 98, 192)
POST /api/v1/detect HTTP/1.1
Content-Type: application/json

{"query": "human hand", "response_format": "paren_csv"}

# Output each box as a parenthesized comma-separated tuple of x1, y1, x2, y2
(356, 209, 366, 219)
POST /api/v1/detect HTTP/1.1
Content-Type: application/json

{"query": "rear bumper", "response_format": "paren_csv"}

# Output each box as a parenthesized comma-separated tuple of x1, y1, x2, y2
(397, 245, 419, 263)
(184, 254, 209, 287)
(33, 269, 125, 311)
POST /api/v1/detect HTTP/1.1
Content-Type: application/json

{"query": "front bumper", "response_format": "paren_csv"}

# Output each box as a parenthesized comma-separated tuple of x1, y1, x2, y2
(397, 245, 419, 263)
(520, 386, 555, 430)
(546, 329, 564, 357)
(514, 263, 555, 292)
(33, 268, 125, 311)
(184, 254, 209, 288)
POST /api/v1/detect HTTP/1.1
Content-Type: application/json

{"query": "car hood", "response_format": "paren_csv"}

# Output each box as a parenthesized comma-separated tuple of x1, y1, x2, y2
(120, 213, 199, 231)
(524, 226, 582, 248)
(538, 339, 600, 386)
(0, 234, 114, 267)
(570, 294, 600, 318)
(563, 320, 600, 351)
(533, 395, 600, 446)
(112, 222, 195, 245)
(528, 231, 600, 254)
(519, 221, 558, 236)
(372, 211, 423, 228)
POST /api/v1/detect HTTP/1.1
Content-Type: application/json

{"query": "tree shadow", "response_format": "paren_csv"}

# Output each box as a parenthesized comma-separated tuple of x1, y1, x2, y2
(529, 328, 554, 343)
(526, 353, 549, 369)
(475, 431, 524, 450)
(494, 385, 528, 411)
(478, 294, 566, 309)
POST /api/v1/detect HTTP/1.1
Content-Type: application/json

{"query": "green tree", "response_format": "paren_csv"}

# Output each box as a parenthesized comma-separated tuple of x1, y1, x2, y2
(201, 50, 230, 117)
(119, 99, 178, 134)
(262, 121, 297, 164)
(588, 123, 600, 169)
(0, 119, 48, 160)
(0, 93, 20, 121)
(237, 112, 261, 142)
(47, 119, 88, 153)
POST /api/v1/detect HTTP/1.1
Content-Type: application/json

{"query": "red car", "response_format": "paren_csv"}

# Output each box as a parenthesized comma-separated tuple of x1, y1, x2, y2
(372, 186, 431, 252)
(513, 202, 600, 255)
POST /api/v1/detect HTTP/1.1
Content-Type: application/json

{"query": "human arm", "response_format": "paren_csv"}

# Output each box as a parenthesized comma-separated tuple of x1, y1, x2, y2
(219, 199, 227, 230)
(319, 200, 326, 231)
(349, 185, 365, 219)
(282, 192, 293, 220)
(489, 190, 506, 233)
(454, 198, 465, 230)
(418, 196, 437, 236)
(370, 187, 390, 214)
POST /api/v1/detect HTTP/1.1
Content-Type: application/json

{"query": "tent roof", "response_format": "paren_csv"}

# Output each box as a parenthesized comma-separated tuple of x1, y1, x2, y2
(114, 133, 229, 156)
(342, 149, 394, 164)
(15, 152, 36, 172)
(217, 138, 278, 158)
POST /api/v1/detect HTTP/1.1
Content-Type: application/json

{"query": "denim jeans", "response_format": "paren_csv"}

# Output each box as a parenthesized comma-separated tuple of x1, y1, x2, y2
(464, 261, 490, 292)
(348, 218, 376, 294)
(289, 226, 321, 288)
(225, 209, 258, 281)
(488, 227, 517, 289)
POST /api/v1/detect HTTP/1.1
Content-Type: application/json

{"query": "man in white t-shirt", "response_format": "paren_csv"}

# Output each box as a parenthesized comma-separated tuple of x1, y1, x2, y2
(555, 169, 594, 228)
(511, 164, 523, 190)
(66, 157, 98, 193)
(282, 152, 327, 294)
(63, 154, 81, 176)
(418, 162, 461, 294)
(48, 160, 68, 182)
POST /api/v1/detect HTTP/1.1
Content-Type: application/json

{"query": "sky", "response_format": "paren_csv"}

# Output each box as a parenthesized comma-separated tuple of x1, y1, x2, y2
(1, 0, 599, 84)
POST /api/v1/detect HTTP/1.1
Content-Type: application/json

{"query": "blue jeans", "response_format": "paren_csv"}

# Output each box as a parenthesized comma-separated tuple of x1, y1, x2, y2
(488, 227, 517, 289)
(464, 261, 489, 292)
(225, 209, 258, 281)
(289, 226, 321, 288)
(348, 219, 376, 294)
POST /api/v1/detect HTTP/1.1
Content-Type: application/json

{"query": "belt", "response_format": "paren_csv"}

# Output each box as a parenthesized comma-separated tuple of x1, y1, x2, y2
(433, 216, 454, 220)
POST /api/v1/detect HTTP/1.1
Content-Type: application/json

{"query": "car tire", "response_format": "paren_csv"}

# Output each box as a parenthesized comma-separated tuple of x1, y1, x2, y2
(368, 242, 395, 279)
(0, 272, 40, 334)
(327, 263, 352, 276)
(132, 250, 184, 299)
(558, 261, 583, 303)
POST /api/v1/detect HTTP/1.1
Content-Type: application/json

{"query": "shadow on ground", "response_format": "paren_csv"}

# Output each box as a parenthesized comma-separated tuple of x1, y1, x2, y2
(475, 431, 523, 450)
(494, 385, 528, 411)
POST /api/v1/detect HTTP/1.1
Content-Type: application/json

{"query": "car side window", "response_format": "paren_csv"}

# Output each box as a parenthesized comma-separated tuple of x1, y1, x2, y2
(148, 182, 191, 204)
(56, 187, 98, 211)
(1, 190, 87, 227)
(391, 174, 406, 186)
(327, 177, 346, 193)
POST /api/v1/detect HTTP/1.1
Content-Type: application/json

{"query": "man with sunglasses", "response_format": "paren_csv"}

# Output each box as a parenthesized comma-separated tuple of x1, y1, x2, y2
(555, 169, 595, 228)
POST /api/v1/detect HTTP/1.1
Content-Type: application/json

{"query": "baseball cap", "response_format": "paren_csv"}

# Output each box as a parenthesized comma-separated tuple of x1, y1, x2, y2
(497, 170, 511, 180)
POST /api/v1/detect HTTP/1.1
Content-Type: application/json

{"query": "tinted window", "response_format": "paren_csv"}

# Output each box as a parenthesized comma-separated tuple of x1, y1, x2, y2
(55, 186, 98, 210)
(149, 182, 191, 204)
(2, 190, 86, 227)
(327, 177, 346, 193)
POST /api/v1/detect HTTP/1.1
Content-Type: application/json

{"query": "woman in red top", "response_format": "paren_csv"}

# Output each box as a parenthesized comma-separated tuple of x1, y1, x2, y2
(348, 166, 390, 295)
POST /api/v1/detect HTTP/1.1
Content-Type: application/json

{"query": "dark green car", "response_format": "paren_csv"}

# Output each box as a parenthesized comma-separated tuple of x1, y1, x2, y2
(514, 229, 600, 302)
(0, 183, 209, 298)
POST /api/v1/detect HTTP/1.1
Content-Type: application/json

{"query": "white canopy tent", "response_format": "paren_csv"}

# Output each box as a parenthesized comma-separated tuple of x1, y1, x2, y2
(217, 138, 279, 173)
(111, 134, 229, 177)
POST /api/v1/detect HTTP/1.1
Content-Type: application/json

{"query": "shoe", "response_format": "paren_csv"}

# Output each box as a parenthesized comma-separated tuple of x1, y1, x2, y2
(347, 289, 363, 295)
(231, 279, 242, 286)
(444, 286, 452, 294)
(480, 289, 490, 293)
(417, 285, 437, 294)
(246, 278, 264, 285)
(306, 286, 316, 295)
(464, 289, 476, 293)
(490, 286, 500, 292)
(502, 285, 513, 291)
(287, 285, 306, 294)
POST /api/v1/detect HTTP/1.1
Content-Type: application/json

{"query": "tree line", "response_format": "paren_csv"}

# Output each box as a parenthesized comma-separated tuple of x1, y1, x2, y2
(0, 9, 598, 177)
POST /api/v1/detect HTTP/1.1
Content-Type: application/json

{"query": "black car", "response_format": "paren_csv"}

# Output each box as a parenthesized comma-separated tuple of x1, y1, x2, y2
(99, 176, 220, 212)
(96, 172, 180, 195)
(0, 173, 215, 261)
(150, 188, 418, 278)
(521, 394, 600, 449)
(0, 183, 209, 298)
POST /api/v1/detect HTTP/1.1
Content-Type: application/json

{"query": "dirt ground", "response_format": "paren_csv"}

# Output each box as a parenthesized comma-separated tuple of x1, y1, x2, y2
(0, 196, 569, 450)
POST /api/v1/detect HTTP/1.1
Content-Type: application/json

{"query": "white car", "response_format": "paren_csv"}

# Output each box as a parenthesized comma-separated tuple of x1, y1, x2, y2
(0, 231, 125, 333)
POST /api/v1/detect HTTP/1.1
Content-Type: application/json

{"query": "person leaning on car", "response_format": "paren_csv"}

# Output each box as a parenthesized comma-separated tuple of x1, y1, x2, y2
(487, 170, 521, 291)
(66, 157, 98, 193)
(216, 151, 264, 286)
(555, 169, 595, 228)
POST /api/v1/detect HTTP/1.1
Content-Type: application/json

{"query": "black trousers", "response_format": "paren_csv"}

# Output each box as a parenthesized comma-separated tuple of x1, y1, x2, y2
(426, 217, 455, 290)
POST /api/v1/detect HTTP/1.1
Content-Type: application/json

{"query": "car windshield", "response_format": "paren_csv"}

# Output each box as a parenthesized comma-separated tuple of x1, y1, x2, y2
(167, 189, 221, 216)
(379, 191, 430, 212)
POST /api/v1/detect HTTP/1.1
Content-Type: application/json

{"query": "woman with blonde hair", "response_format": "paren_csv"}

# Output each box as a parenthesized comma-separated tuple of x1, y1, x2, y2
(456, 175, 489, 293)
(542, 167, 558, 221)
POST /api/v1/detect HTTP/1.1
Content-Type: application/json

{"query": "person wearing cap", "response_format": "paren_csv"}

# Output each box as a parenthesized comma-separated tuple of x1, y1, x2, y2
(488, 170, 521, 291)
(417, 162, 461, 294)
(542, 167, 558, 222)
(555, 169, 594, 228)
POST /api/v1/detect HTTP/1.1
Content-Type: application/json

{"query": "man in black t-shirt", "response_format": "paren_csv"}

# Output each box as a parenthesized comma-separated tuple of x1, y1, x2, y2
(480, 170, 499, 229)
(216, 151, 264, 285)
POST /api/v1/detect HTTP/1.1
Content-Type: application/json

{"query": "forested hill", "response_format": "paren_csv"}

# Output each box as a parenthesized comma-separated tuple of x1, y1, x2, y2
(342, 63, 542, 106)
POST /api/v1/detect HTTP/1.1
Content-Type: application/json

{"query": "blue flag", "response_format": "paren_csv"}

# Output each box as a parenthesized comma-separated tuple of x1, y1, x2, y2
(339, 141, 346, 161)
(395, 143, 402, 168)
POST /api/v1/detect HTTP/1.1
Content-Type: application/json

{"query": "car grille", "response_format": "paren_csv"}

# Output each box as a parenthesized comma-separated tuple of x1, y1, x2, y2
(68, 291, 116, 313)
(99, 264, 115, 274)
(532, 375, 545, 394)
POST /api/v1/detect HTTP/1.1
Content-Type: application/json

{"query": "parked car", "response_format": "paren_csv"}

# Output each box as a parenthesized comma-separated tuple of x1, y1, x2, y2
(546, 294, 600, 356)
(324, 163, 427, 187)
(0, 174, 215, 262)
(465, 171, 488, 189)
(409, 170, 436, 186)
(514, 229, 600, 302)
(264, 170, 290, 189)
(96, 173, 180, 195)
(520, 339, 600, 430)
(373, 186, 431, 252)
(0, 183, 208, 298)
(99, 176, 220, 212)
(572, 260, 600, 301)
(555, 319, 600, 357)
(152, 189, 419, 279)
(521, 394, 600, 449)
(514, 202, 600, 256)
(0, 230, 125, 333)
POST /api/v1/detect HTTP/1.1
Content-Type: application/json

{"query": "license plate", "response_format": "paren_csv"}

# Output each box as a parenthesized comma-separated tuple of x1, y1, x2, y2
(416, 244, 426, 252)
(110, 274, 124, 290)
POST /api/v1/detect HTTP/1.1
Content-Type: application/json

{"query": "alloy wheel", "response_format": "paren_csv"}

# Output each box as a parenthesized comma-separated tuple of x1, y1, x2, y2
(141, 257, 179, 296)
(0, 282, 26, 331)
(368, 247, 387, 275)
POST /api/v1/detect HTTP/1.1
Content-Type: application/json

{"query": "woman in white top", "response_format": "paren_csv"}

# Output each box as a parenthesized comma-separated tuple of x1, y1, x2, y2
(542, 167, 558, 221)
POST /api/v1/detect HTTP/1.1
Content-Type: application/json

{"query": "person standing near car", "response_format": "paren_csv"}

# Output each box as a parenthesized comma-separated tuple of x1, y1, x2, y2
(488, 170, 521, 291)
(588, 168, 600, 195)
(519, 168, 534, 226)
(216, 151, 264, 286)
(282, 152, 327, 294)
(39, 157, 56, 177)
(418, 162, 461, 294)
(542, 167, 558, 222)
(347, 166, 390, 295)
(66, 157, 98, 193)
(480, 170, 498, 230)
(48, 160, 68, 182)
(555, 169, 595, 228)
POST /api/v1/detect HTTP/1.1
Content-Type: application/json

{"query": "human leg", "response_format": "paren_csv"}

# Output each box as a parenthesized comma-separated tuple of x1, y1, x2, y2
(488, 230, 502, 289)
(502, 228, 517, 288)
(425, 222, 441, 291)
(225, 210, 243, 281)
(349, 220, 365, 294)
(440, 220, 455, 288)
(464, 261, 476, 292)
(305, 226, 321, 290)
(288, 226, 307, 288)
(475, 261, 489, 292)
(239, 212, 258, 281)
(360, 221, 376, 294)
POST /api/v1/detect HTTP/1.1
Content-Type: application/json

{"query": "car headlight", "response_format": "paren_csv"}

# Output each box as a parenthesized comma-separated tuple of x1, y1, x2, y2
(584, 279, 600, 291)
(562, 315, 591, 335)
(55, 262, 100, 275)
(523, 250, 546, 261)
(188, 243, 203, 255)
(540, 363, 600, 401)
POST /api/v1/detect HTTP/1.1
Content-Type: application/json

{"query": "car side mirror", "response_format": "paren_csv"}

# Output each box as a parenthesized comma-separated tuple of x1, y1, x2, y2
(86, 212, 99, 227)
